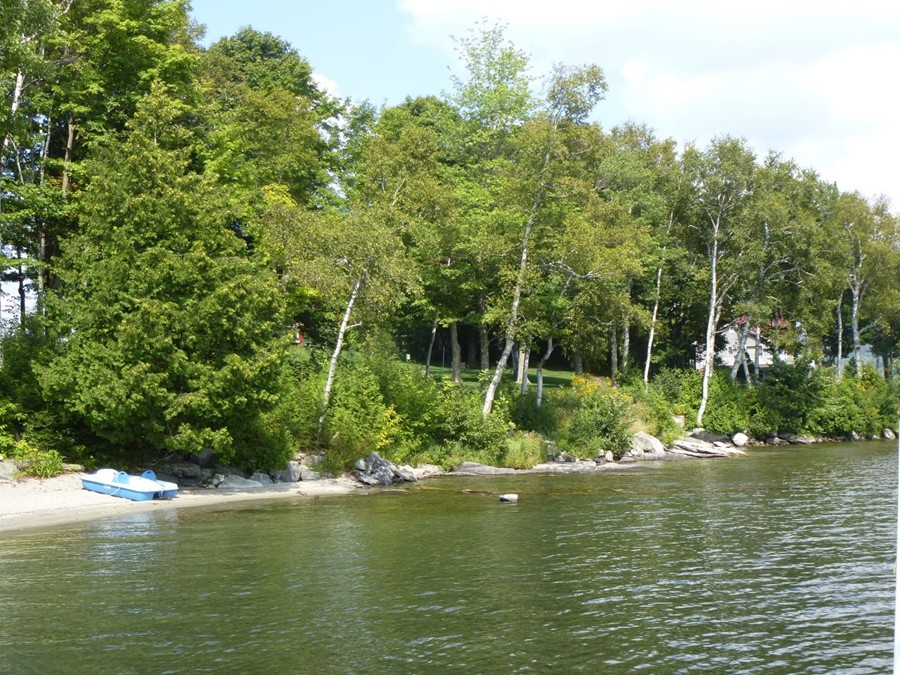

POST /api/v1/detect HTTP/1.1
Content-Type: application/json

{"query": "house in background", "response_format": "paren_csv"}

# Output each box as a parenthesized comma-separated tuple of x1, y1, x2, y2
(695, 317, 794, 378)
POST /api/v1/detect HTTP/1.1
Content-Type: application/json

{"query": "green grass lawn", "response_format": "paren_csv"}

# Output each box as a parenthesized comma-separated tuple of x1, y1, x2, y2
(420, 364, 575, 389)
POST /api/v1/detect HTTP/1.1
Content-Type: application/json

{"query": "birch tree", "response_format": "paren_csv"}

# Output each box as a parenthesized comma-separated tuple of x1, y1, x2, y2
(684, 137, 756, 427)
(481, 63, 607, 415)
(834, 192, 898, 378)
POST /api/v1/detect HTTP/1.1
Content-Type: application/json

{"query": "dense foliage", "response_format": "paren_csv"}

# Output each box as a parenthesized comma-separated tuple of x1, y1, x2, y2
(1, 5, 897, 475)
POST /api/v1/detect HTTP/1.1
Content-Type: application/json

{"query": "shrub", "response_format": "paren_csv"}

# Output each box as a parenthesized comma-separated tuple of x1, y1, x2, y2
(703, 371, 749, 434)
(807, 366, 898, 438)
(749, 360, 822, 434)
(502, 432, 546, 468)
(321, 358, 402, 472)
(641, 386, 683, 446)
(565, 387, 633, 458)
(1, 407, 65, 479)
(10, 445, 65, 479)
(431, 381, 509, 465)
(652, 368, 702, 419)
(510, 391, 559, 436)
(807, 374, 866, 437)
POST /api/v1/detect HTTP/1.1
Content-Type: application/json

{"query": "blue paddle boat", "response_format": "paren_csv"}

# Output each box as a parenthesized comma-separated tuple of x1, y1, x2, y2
(81, 469, 179, 501)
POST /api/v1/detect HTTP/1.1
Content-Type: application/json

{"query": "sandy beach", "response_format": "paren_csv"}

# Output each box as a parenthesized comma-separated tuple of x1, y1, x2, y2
(0, 472, 364, 535)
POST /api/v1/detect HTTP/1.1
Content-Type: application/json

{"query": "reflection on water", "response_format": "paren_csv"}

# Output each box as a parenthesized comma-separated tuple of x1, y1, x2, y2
(0, 442, 895, 673)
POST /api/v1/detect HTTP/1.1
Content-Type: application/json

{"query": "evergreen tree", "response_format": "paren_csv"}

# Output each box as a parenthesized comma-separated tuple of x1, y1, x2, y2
(39, 84, 288, 465)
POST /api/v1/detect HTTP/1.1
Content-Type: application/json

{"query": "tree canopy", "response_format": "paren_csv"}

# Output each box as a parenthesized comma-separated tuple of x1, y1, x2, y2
(1, 13, 896, 472)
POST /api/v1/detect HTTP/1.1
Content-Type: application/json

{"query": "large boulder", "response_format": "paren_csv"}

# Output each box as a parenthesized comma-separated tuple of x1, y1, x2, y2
(394, 464, 417, 482)
(884, 428, 897, 440)
(300, 468, 322, 481)
(281, 461, 301, 483)
(632, 431, 666, 456)
(250, 471, 274, 486)
(413, 464, 444, 479)
(732, 432, 749, 447)
(671, 437, 745, 457)
(160, 461, 202, 480)
(354, 452, 397, 486)
(690, 429, 730, 444)
(0, 459, 17, 482)
(218, 475, 263, 488)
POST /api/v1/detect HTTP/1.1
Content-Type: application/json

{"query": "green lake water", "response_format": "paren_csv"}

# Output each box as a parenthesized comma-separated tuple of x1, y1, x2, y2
(1, 441, 896, 673)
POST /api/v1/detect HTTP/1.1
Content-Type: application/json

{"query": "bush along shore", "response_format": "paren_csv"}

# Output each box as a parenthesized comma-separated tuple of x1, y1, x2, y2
(2, 358, 898, 487)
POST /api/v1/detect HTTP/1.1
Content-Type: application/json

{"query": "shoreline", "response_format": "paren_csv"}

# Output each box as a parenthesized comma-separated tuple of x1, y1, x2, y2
(0, 461, 648, 536)
(4, 434, 889, 536)
(0, 472, 365, 536)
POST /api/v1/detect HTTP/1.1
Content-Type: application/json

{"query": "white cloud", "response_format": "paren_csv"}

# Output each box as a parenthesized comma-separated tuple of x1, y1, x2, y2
(398, 0, 900, 209)
(312, 72, 340, 100)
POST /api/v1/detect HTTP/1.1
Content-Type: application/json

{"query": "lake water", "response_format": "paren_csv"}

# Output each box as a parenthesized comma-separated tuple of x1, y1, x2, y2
(1, 441, 896, 673)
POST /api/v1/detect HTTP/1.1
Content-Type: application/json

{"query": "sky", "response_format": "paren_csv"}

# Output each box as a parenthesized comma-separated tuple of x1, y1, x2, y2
(189, 0, 900, 212)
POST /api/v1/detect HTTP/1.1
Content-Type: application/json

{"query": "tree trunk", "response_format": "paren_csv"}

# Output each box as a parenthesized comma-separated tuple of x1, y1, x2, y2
(424, 317, 438, 377)
(730, 318, 751, 381)
(317, 274, 364, 439)
(851, 283, 863, 379)
(622, 319, 630, 372)
(836, 294, 844, 378)
(535, 337, 555, 407)
(741, 339, 752, 385)
(697, 234, 720, 428)
(450, 321, 462, 383)
(644, 266, 663, 389)
(61, 118, 76, 197)
(36, 113, 50, 313)
(518, 345, 530, 396)
(483, 162, 547, 416)
(610, 324, 618, 383)
(479, 323, 490, 371)
(17, 247, 26, 324)
(573, 353, 584, 376)
(1, 70, 25, 156)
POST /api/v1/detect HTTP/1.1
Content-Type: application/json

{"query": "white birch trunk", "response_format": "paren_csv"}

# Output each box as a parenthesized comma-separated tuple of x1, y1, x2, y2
(752, 325, 761, 383)
(518, 346, 530, 396)
(424, 317, 438, 377)
(643, 266, 663, 389)
(836, 295, 844, 378)
(316, 274, 364, 439)
(1, 70, 25, 156)
(730, 318, 751, 381)
(610, 324, 618, 383)
(482, 159, 548, 416)
(851, 282, 863, 379)
(696, 231, 719, 428)
(535, 337, 555, 408)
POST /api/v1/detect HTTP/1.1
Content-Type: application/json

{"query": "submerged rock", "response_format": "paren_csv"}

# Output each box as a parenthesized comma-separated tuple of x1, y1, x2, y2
(452, 462, 517, 475)
(499, 493, 518, 503)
